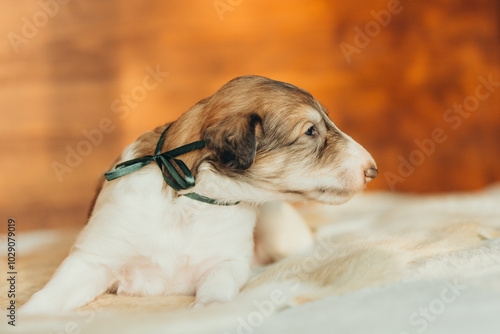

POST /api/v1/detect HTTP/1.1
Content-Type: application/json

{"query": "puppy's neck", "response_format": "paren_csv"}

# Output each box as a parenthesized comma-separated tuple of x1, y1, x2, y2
(182, 164, 283, 205)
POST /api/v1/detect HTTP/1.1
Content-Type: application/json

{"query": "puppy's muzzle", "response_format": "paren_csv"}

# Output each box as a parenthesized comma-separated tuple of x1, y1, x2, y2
(364, 166, 378, 183)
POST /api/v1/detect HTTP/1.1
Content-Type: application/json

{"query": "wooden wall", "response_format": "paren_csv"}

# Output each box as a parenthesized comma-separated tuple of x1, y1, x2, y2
(1, 0, 499, 230)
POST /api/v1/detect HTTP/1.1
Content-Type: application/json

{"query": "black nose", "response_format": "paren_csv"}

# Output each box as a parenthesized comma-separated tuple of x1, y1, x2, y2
(364, 167, 378, 182)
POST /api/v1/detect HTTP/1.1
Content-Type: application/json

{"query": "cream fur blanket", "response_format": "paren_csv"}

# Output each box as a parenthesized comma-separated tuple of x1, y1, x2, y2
(2, 186, 500, 334)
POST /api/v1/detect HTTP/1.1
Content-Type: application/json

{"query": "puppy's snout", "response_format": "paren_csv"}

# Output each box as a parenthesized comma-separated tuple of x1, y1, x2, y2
(338, 135, 377, 190)
(364, 166, 378, 183)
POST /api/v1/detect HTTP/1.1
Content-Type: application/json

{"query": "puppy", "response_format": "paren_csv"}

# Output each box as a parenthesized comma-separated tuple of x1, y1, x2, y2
(22, 75, 377, 313)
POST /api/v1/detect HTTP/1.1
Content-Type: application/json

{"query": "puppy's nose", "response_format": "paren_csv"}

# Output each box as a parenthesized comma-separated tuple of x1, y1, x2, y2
(364, 166, 378, 183)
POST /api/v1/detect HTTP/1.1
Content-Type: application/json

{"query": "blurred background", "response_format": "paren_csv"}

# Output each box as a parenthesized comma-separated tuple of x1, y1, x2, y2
(1, 0, 499, 230)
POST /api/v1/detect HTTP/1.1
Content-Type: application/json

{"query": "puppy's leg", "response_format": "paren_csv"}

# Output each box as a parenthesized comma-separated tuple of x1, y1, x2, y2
(254, 201, 314, 265)
(21, 250, 115, 314)
(193, 259, 250, 307)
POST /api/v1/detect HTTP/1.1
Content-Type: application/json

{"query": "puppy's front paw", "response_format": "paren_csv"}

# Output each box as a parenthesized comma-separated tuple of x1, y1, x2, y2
(194, 275, 238, 307)
(193, 260, 248, 308)
(190, 300, 210, 309)
(20, 290, 60, 315)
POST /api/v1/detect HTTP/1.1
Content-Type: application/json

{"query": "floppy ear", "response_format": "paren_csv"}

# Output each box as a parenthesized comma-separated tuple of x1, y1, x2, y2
(203, 113, 261, 170)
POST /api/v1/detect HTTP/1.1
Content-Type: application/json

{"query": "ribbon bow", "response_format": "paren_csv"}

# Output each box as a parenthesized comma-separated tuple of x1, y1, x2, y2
(104, 124, 239, 206)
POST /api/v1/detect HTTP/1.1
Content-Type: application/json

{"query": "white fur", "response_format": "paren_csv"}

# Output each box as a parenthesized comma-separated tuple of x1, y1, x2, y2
(22, 141, 315, 314)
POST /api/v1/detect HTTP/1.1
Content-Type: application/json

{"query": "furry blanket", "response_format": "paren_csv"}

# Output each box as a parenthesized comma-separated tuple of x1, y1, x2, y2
(2, 186, 500, 334)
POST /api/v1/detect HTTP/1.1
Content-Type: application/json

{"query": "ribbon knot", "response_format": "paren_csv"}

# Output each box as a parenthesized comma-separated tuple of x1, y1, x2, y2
(104, 124, 239, 206)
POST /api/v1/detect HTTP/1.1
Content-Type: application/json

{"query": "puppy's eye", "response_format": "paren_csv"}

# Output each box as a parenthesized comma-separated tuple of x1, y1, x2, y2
(305, 126, 315, 136)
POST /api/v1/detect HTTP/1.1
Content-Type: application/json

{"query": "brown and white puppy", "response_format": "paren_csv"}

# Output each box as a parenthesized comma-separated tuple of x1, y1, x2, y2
(22, 75, 377, 313)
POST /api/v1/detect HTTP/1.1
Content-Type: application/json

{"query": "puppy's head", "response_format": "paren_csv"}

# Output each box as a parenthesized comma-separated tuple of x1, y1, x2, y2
(196, 75, 377, 205)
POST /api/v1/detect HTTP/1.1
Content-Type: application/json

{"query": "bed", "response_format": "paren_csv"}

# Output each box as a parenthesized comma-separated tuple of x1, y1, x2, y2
(2, 185, 499, 334)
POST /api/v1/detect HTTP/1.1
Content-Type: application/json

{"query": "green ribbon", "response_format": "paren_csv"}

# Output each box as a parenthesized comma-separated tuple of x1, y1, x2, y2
(104, 124, 239, 206)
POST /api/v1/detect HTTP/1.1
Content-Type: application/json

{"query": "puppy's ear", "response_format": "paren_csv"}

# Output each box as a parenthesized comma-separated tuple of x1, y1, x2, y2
(204, 114, 261, 170)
